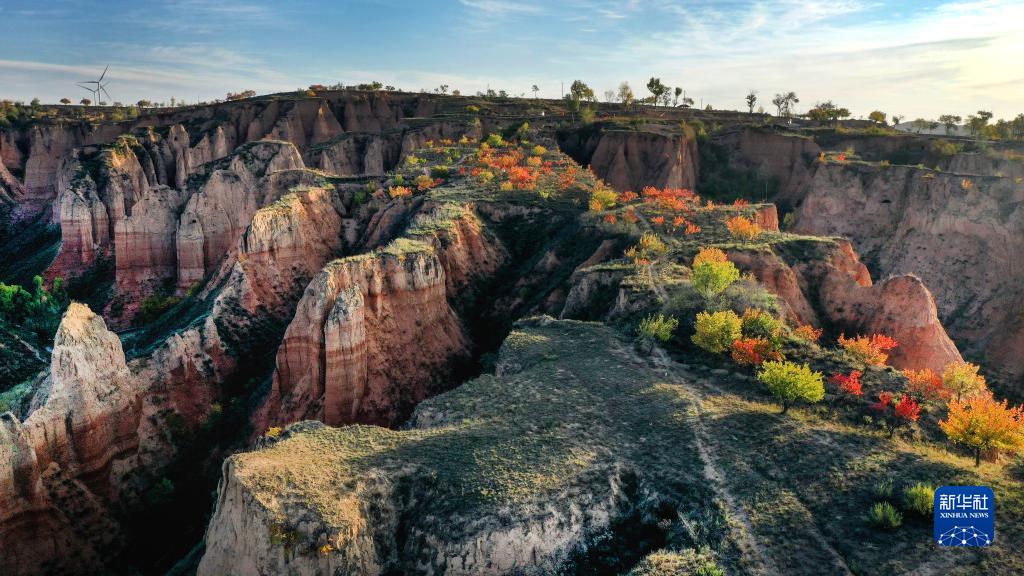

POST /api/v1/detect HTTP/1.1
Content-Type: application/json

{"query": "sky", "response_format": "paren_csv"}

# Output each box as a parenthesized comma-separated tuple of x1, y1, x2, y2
(0, 0, 1022, 120)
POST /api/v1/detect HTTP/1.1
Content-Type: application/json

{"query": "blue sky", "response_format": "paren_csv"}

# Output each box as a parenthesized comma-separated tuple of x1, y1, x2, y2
(1, 0, 1021, 119)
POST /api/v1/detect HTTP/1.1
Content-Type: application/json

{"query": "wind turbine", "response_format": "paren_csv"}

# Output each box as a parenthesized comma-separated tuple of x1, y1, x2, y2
(77, 65, 114, 105)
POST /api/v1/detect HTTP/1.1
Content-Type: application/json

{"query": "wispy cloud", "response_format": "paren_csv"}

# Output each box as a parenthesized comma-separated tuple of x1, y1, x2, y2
(458, 0, 542, 15)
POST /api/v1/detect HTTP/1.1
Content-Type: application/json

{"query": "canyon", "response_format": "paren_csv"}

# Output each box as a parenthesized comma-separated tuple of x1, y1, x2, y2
(0, 92, 1021, 575)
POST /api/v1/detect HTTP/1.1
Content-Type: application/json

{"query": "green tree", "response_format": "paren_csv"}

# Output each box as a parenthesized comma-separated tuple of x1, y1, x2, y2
(757, 360, 825, 413)
(692, 310, 742, 354)
(938, 114, 962, 135)
(646, 77, 668, 106)
(868, 110, 887, 124)
(617, 82, 635, 110)
(690, 250, 740, 300)
(569, 80, 595, 104)
(531, 84, 539, 99)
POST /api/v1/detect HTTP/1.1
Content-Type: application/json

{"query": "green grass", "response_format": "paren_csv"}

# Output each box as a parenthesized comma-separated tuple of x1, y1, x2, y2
(228, 318, 736, 571)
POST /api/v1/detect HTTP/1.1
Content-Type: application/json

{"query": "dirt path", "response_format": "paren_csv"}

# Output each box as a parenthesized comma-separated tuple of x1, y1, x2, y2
(656, 351, 855, 576)
(629, 212, 851, 575)
(644, 348, 781, 575)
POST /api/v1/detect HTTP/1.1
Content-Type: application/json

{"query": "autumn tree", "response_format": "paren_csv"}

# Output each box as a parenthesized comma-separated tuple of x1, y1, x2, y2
(868, 110, 887, 124)
(690, 247, 740, 300)
(647, 77, 668, 106)
(871, 392, 921, 438)
(942, 361, 987, 401)
(757, 360, 825, 413)
(745, 90, 758, 114)
(941, 393, 1024, 466)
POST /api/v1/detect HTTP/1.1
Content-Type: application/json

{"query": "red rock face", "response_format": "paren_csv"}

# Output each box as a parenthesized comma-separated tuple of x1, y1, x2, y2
(257, 204, 506, 430)
(260, 249, 468, 428)
(0, 304, 138, 575)
(728, 238, 962, 373)
(792, 161, 1024, 392)
(588, 130, 699, 193)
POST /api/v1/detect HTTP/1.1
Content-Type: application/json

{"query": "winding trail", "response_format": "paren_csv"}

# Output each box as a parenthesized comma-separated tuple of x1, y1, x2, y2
(626, 215, 853, 575)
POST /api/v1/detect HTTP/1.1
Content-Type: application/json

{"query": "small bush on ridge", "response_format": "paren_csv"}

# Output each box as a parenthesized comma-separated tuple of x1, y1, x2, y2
(903, 483, 935, 516)
(692, 310, 742, 354)
(637, 313, 679, 343)
(756, 360, 825, 413)
(868, 501, 903, 529)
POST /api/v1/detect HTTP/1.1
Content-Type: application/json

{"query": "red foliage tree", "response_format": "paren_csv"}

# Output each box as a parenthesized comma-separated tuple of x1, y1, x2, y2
(830, 370, 863, 396)
(872, 391, 921, 437)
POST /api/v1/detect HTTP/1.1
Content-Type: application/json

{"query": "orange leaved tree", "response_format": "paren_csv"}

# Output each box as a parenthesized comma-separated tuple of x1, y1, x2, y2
(940, 393, 1024, 466)
(838, 333, 898, 366)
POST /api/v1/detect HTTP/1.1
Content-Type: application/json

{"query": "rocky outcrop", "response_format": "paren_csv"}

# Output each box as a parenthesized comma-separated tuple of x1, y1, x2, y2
(174, 141, 304, 290)
(0, 160, 24, 204)
(572, 127, 699, 193)
(256, 202, 505, 430)
(728, 238, 962, 373)
(306, 133, 391, 176)
(199, 319, 713, 576)
(0, 304, 138, 575)
(791, 161, 1022, 391)
(258, 248, 461, 429)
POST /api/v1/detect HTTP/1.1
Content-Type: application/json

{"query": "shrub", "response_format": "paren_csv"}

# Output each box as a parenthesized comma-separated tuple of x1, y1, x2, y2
(868, 502, 903, 529)
(830, 370, 863, 396)
(588, 183, 618, 211)
(871, 392, 921, 437)
(624, 232, 667, 265)
(691, 249, 740, 300)
(756, 360, 825, 413)
(740, 308, 782, 342)
(531, 145, 547, 156)
(138, 294, 182, 324)
(942, 361, 987, 401)
(904, 368, 949, 401)
(466, 105, 480, 113)
(696, 563, 725, 576)
(485, 133, 505, 147)
(903, 483, 935, 516)
(872, 478, 895, 500)
(416, 174, 442, 191)
(731, 337, 781, 366)
(693, 247, 728, 266)
(725, 215, 762, 241)
(792, 324, 822, 344)
(692, 310, 742, 354)
(838, 333, 898, 366)
(637, 313, 679, 343)
(388, 185, 412, 198)
(940, 393, 1024, 466)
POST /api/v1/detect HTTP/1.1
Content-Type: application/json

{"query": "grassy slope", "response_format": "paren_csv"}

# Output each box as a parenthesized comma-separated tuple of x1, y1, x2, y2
(233, 314, 1024, 575)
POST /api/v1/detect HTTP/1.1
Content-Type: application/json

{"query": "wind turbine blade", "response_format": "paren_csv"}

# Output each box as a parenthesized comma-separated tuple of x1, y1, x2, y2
(99, 65, 108, 82)
(101, 87, 114, 103)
